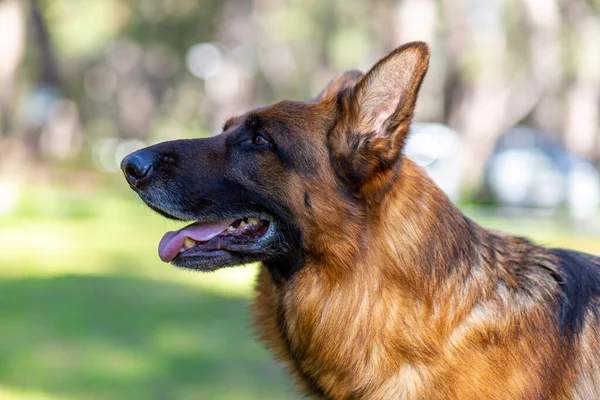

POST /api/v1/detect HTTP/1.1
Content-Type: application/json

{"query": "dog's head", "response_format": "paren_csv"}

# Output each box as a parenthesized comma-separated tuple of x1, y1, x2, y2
(122, 42, 430, 277)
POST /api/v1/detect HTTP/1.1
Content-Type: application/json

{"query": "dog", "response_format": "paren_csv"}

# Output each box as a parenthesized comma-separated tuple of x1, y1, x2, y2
(121, 42, 600, 399)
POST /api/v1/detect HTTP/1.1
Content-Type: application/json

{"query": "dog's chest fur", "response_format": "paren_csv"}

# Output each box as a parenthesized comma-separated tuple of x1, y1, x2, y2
(252, 265, 411, 399)
(252, 264, 487, 400)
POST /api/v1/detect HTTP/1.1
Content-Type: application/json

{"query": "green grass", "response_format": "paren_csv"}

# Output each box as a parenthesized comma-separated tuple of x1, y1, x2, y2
(0, 184, 297, 400)
(0, 276, 293, 400)
(1, 181, 600, 399)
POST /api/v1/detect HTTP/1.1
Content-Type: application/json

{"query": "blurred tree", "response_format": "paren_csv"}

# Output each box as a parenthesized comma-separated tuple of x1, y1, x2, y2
(1, 0, 599, 195)
(24, 0, 63, 157)
(0, 0, 25, 138)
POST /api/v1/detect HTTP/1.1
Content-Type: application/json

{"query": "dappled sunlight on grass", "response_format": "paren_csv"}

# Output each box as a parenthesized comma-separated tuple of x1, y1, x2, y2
(0, 275, 296, 400)
(0, 386, 71, 400)
(0, 186, 296, 399)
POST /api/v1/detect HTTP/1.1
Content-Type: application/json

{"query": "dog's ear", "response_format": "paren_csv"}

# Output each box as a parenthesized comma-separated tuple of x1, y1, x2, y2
(354, 42, 430, 140)
(313, 69, 364, 102)
(329, 42, 430, 194)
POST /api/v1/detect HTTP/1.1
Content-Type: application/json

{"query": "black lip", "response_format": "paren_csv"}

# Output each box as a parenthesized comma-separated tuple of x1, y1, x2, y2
(170, 249, 265, 272)
(173, 249, 230, 262)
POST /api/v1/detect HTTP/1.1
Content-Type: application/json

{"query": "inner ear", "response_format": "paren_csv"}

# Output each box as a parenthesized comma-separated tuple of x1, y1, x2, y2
(327, 42, 431, 193)
(355, 42, 430, 139)
(313, 69, 364, 102)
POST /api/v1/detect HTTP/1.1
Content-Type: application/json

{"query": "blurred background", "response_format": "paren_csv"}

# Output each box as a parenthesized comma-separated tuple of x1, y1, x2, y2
(1, 0, 600, 399)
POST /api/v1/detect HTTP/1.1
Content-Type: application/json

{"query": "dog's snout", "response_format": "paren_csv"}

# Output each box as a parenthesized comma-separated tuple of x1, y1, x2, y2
(121, 150, 154, 188)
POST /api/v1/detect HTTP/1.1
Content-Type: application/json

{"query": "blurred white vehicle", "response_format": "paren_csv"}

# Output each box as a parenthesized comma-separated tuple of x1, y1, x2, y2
(405, 123, 462, 202)
(483, 126, 600, 224)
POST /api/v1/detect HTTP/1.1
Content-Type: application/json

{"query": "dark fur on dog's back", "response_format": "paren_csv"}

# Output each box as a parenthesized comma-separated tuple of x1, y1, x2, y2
(124, 42, 600, 399)
(552, 249, 600, 335)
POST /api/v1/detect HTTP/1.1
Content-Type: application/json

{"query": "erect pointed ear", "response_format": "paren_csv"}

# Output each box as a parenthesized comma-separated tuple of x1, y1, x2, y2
(313, 69, 364, 102)
(355, 41, 430, 144)
(329, 42, 430, 191)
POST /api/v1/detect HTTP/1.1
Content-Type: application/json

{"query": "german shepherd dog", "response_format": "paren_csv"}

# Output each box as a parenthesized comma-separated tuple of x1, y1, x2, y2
(122, 42, 600, 399)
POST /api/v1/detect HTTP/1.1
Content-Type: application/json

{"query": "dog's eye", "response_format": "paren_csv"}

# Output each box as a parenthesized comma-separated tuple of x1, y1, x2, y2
(252, 134, 269, 147)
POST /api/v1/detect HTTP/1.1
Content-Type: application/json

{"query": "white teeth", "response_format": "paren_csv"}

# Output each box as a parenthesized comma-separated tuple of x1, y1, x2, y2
(227, 226, 235, 232)
(239, 221, 247, 228)
(248, 217, 260, 225)
(183, 237, 196, 249)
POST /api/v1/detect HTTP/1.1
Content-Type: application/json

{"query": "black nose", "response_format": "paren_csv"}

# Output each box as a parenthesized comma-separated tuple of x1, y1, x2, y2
(121, 150, 154, 187)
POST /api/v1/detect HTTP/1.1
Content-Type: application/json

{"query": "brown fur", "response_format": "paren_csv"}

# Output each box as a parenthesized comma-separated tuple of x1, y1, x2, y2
(125, 42, 600, 399)
(248, 43, 600, 399)
(253, 165, 600, 399)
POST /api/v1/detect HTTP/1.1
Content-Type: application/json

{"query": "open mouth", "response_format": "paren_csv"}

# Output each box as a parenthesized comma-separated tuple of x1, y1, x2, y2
(158, 217, 271, 262)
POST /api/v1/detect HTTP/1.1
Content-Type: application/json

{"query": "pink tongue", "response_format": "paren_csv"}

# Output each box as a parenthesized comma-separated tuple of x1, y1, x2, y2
(158, 219, 236, 262)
